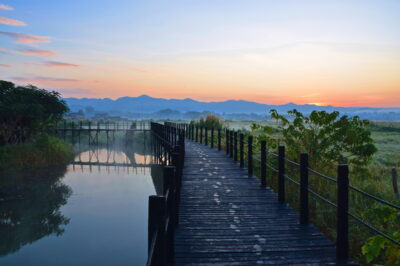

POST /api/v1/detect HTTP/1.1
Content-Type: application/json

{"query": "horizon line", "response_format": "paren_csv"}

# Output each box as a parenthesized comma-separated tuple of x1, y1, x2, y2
(61, 93, 400, 109)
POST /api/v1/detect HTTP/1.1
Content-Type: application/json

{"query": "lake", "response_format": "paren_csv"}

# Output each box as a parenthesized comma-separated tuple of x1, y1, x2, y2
(0, 137, 161, 266)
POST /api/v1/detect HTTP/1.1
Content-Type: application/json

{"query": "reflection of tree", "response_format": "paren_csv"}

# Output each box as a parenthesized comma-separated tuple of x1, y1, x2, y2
(0, 166, 71, 256)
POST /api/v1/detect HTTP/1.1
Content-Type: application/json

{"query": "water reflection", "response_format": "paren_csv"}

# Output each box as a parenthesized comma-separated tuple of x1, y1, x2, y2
(0, 137, 162, 266)
(0, 166, 71, 256)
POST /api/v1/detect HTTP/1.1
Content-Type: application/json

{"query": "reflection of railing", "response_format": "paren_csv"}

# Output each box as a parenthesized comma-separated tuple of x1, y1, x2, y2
(185, 125, 400, 263)
(74, 147, 153, 166)
(147, 123, 185, 266)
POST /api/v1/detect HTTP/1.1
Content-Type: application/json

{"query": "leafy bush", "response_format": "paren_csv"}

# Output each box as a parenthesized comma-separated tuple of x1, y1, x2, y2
(254, 109, 377, 168)
(362, 206, 400, 265)
(0, 134, 73, 170)
(194, 113, 224, 129)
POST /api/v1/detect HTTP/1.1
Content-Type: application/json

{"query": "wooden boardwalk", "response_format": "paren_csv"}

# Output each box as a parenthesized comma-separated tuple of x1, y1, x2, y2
(174, 140, 343, 265)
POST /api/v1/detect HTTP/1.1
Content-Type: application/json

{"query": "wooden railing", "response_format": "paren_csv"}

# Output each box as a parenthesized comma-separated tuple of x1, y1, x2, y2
(147, 123, 185, 266)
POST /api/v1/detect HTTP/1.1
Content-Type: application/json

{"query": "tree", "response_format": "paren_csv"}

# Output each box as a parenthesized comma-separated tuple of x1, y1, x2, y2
(254, 109, 377, 167)
(0, 80, 69, 145)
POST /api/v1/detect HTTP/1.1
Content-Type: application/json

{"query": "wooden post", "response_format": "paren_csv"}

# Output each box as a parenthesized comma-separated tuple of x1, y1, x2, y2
(172, 150, 182, 206)
(200, 127, 203, 144)
(261, 140, 266, 187)
(278, 146, 285, 203)
(79, 121, 82, 143)
(337, 164, 349, 261)
(163, 166, 176, 264)
(234, 132, 238, 162)
(148, 195, 166, 264)
(71, 121, 75, 143)
(88, 121, 91, 145)
(218, 129, 221, 151)
(240, 134, 244, 167)
(392, 168, 399, 199)
(248, 136, 253, 175)
(211, 128, 214, 148)
(195, 126, 198, 142)
(229, 131, 234, 158)
(226, 129, 229, 154)
(300, 153, 309, 225)
(205, 127, 208, 146)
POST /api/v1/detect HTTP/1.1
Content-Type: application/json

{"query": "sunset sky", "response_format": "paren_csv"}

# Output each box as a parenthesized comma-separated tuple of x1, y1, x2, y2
(0, 0, 399, 107)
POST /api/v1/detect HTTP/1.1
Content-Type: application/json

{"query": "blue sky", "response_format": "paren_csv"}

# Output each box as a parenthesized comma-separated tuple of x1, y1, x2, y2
(1, 0, 400, 106)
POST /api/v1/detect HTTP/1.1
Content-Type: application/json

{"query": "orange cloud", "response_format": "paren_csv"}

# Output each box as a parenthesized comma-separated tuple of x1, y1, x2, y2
(17, 49, 56, 56)
(0, 4, 13, 10)
(0, 31, 50, 44)
(0, 63, 11, 67)
(12, 76, 80, 82)
(0, 17, 26, 26)
(43, 61, 80, 68)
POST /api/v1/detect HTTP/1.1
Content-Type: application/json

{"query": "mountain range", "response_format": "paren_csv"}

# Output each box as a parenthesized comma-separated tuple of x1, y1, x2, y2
(63, 95, 400, 120)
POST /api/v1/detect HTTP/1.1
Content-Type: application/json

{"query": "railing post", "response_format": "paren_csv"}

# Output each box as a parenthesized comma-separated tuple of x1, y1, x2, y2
(300, 153, 309, 225)
(163, 166, 176, 264)
(226, 129, 229, 154)
(199, 127, 203, 144)
(239, 133, 244, 167)
(172, 149, 182, 204)
(218, 129, 221, 151)
(261, 140, 266, 187)
(234, 132, 238, 162)
(229, 130, 234, 158)
(248, 136, 253, 175)
(278, 146, 285, 203)
(211, 128, 214, 148)
(148, 195, 166, 265)
(205, 127, 208, 146)
(195, 126, 198, 142)
(337, 164, 349, 261)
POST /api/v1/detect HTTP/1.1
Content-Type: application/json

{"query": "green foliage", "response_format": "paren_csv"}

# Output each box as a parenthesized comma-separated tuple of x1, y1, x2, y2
(195, 113, 224, 129)
(362, 206, 400, 265)
(0, 134, 74, 170)
(266, 109, 377, 167)
(0, 80, 69, 145)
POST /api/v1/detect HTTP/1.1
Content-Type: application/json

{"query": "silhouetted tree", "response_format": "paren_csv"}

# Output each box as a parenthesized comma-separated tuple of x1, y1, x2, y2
(0, 80, 69, 145)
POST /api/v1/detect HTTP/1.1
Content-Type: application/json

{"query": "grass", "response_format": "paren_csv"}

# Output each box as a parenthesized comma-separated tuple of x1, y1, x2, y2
(0, 134, 74, 170)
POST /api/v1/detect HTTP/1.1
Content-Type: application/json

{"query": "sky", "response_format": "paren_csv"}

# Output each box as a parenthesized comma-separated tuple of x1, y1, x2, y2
(0, 0, 399, 107)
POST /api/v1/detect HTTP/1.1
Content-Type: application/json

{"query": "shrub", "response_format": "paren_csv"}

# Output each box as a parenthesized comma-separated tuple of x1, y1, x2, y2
(195, 113, 224, 129)
(0, 134, 73, 170)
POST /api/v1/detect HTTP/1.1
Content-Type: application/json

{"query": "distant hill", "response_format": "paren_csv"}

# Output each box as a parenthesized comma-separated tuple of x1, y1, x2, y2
(63, 95, 400, 120)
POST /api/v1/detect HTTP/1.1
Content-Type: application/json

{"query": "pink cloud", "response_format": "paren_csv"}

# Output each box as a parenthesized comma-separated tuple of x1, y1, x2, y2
(0, 31, 50, 44)
(43, 61, 80, 68)
(0, 17, 26, 26)
(12, 76, 80, 82)
(0, 63, 11, 67)
(0, 4, 13, 10)
(17, 49, 56, 56)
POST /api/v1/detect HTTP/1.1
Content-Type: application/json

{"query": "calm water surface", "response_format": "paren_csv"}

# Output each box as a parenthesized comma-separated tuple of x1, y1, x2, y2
(0, 141, 161, 266)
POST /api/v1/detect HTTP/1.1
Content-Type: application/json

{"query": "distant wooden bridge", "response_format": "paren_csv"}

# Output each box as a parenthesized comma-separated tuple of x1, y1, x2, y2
(53, 120, 150, 145)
